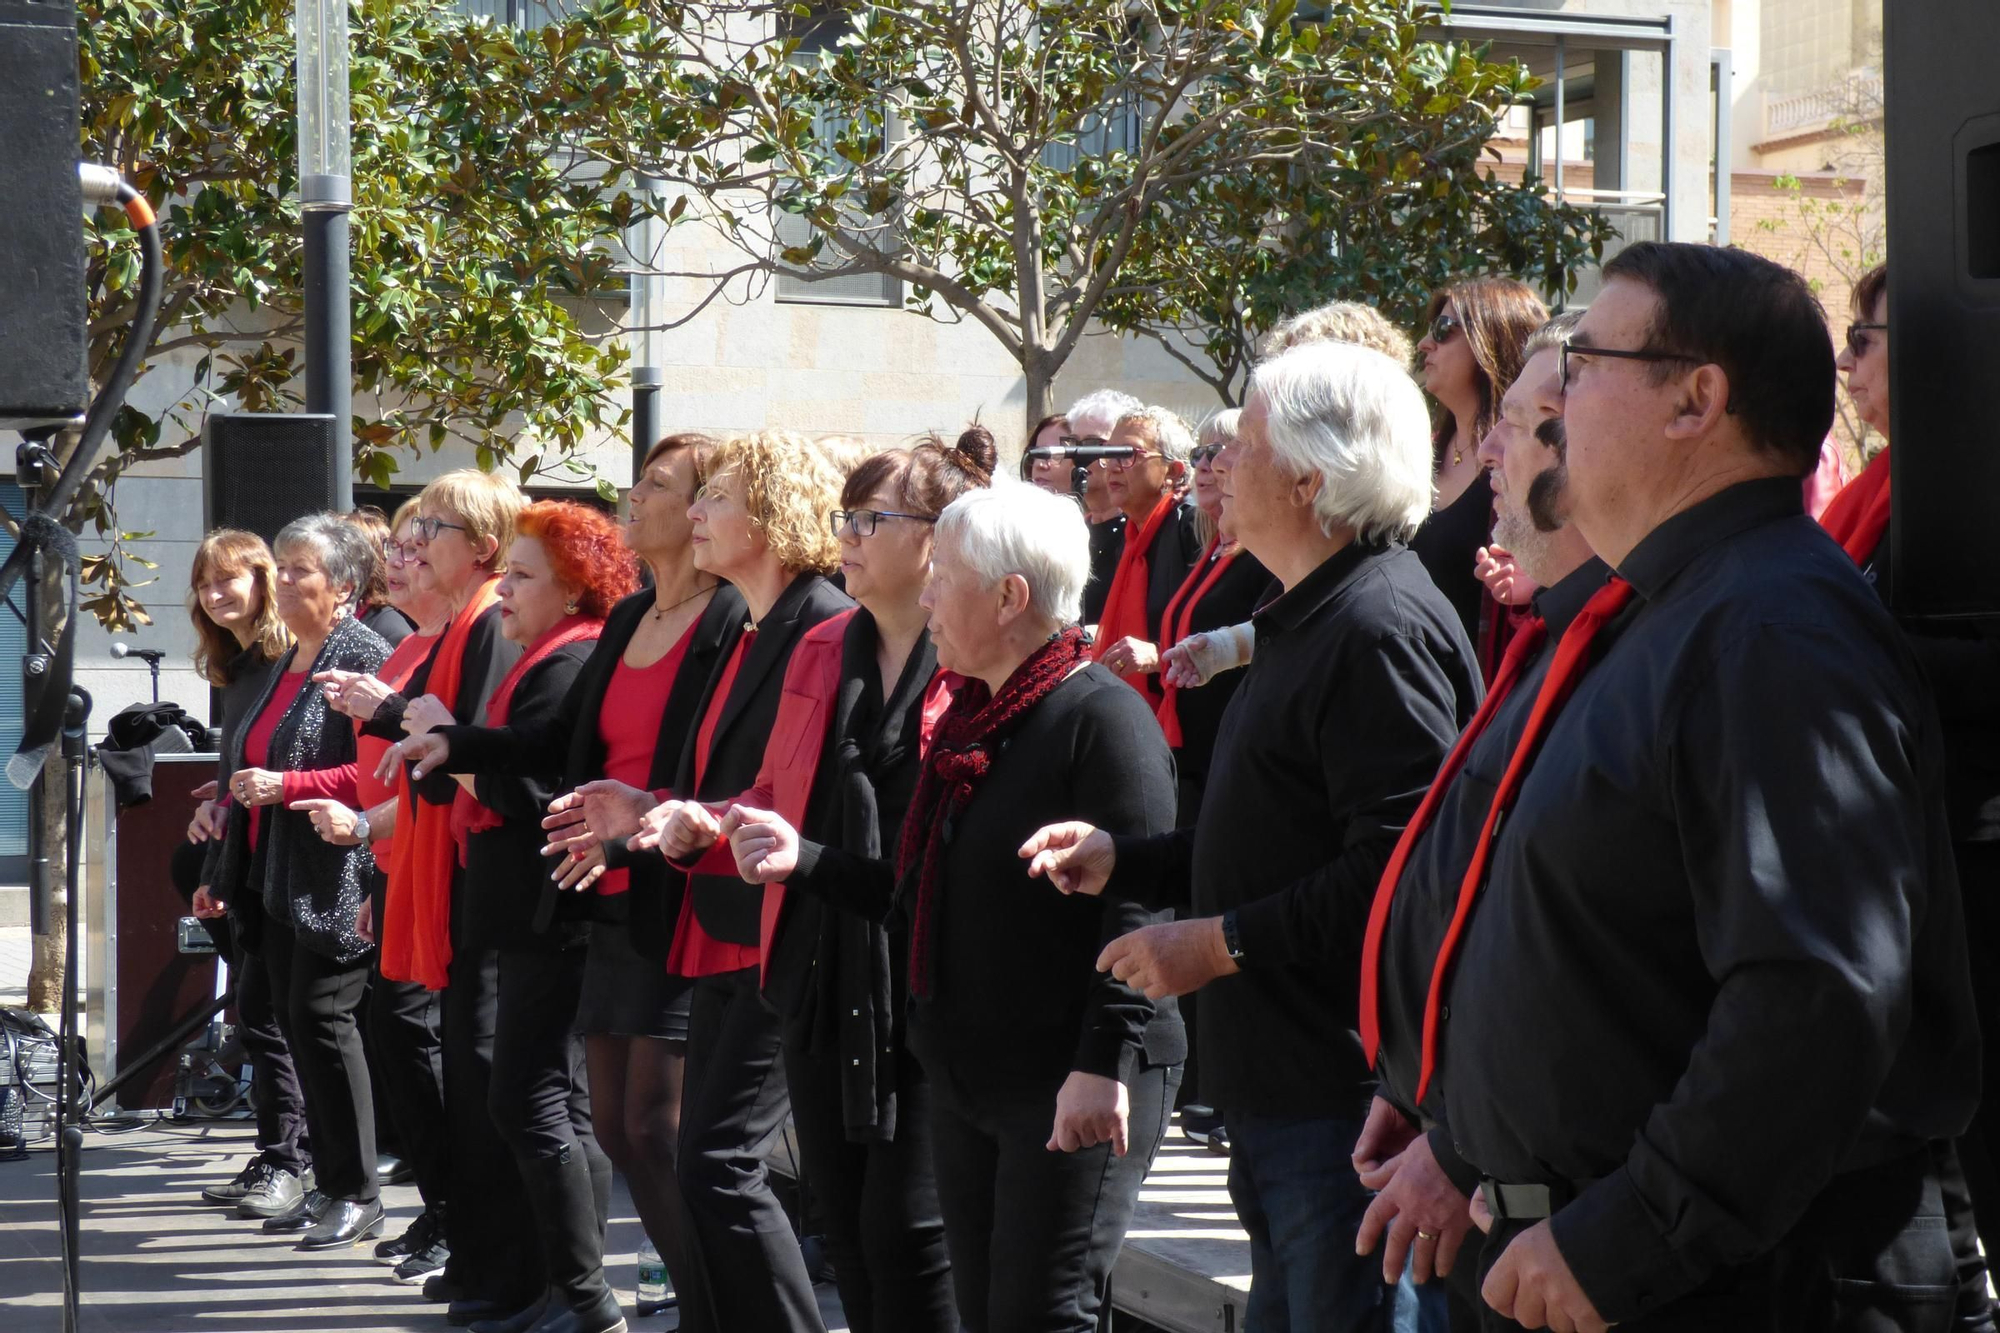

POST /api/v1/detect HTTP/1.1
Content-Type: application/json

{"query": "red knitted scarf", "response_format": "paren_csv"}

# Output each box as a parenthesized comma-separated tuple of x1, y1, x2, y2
(898, 626, 1090, 998)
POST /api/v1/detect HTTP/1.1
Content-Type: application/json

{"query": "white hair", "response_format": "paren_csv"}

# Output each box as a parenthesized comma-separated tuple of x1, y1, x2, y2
(1064, 388, 1144, 439)
(933, 481, 1090, 626)
(1248, 341, 1435, 545)
(1116, 405, 1195, 464)
(1197, 408, 1242, 449)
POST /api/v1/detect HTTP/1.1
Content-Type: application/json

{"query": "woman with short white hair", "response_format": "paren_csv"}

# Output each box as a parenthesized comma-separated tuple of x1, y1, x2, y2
(900, 482, 1188, 1330)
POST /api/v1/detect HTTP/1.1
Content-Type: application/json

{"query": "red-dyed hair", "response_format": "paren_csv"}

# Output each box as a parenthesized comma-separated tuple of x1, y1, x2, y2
(515, 500, 640, 619)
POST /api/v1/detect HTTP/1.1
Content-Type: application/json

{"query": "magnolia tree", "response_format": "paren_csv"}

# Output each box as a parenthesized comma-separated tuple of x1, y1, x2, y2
(579, 0, 1604, 426)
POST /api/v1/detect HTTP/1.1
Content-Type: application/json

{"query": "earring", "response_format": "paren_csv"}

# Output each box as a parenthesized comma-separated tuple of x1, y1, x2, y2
(564, 600, 579, 615)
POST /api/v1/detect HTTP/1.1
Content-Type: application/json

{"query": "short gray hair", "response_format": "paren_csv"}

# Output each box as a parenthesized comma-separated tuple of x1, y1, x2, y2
(1248, 341, 1434, 545)
(1064, 388, 1144, 439)
(933, 482, 1090, 626)
(1116, 405, 1195, 465)
(1522, 309, 1584, 363)
(1198, 409, 1242, 449)
(274, 512, 377, 608)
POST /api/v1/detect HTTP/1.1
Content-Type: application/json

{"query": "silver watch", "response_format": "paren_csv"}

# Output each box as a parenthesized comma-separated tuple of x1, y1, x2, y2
(354, 812, 372, 844)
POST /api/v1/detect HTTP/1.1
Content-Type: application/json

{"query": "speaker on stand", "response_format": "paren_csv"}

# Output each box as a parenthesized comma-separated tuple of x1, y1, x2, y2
(201, 412, 342, 542)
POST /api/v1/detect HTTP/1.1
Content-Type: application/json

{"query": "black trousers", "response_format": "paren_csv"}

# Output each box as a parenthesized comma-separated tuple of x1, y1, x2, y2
(783, 1033, 955, 1333)
(441, 939, 542, 1304)
(226, 912, 311, 1176)
(1475, 1146, 1959, 1330)
(928, 1059, 1179, 1333)
(1952, 840, 2000, 1263)
(262, 921, 376, 1201)
(677, 967, 825, 1333)
(365, 964, 447, 1207)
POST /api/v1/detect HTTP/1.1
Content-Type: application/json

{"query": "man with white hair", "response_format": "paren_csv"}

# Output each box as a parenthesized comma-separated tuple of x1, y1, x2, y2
(1067, 388, 1145, 624)
(1023, 341, 1481, 1330)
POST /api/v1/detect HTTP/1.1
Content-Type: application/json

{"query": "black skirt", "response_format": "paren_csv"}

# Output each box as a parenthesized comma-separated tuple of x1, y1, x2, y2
(574, 905, 692, 1041)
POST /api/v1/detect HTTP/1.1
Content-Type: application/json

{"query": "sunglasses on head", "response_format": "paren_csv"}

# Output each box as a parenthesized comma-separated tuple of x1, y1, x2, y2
(1429, 312, 1461, 345)
(1845, 322, 1887, 357)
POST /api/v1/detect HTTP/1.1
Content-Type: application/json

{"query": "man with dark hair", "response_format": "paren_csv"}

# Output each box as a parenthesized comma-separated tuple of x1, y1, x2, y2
(1383, 242, 1978, 1330)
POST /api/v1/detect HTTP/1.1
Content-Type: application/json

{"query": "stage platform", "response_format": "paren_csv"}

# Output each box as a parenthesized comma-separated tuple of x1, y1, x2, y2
(1112, 1129, 1252, 1332)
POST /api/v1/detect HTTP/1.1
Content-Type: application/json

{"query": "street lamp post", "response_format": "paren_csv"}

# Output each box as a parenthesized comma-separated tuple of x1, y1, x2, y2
(629, 176, 665, 484)
(298, 0, 354, 510)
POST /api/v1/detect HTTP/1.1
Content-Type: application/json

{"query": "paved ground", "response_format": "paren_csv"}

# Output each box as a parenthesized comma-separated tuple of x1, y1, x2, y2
(0, 1119, 850, 1332)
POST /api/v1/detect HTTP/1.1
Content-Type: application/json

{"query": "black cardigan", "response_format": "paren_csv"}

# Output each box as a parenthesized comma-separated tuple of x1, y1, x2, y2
(458, 640, 597, 952)
(673, 572, 853, 948)
(437, 584, 747, 957)
(199, 644, 284, 898)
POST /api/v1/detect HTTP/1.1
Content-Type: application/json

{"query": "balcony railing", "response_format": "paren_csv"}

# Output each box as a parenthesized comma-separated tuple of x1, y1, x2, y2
(1764, 70, 1883, 139)
(456, 0, 568, 27)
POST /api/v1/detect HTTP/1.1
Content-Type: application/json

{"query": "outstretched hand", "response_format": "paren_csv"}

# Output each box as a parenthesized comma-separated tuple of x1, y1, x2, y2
(718, 805, 799, 883)
(1018, 822, 1114, 896)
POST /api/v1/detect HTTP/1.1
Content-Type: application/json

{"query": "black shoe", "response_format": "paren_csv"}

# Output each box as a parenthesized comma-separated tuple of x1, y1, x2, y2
(425, 1275, 467, 1304)
(201, 1157, 262, 1205)
(376, 1205, 442, 1264)
(393, 1236, 450, 1286)
(449, 1300, 516, 1327)
(1204, 1123, 1231, 1157)
(234, 1163, 305, 1219)
(527, 1289, 626, 1333)
(299, 1197, 385, 1250)
(260, 1187, 331, 1232)
(469, 1291, 551, 1333)
(377, 1151, 416, 1187)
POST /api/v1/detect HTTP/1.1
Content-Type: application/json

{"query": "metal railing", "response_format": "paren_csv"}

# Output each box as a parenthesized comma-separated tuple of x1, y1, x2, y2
(1764, 70, 1883, 138)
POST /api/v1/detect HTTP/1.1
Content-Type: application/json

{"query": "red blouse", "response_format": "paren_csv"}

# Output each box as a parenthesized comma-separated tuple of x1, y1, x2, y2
(593, 622, 695, 896)
(242, 669, 308, 853)
(666, 631, 760, 979)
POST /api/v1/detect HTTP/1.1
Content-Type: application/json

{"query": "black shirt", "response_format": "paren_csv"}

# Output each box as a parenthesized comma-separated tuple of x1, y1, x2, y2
(1109, 542, 1480, 1118)
(1082, 512, 1127, 626)
(1436, 478, 1979, 1322)
(1410, 468, 1493, 651)
(906, 663, 1185, 1095)
(1138, 500, 1205, 644)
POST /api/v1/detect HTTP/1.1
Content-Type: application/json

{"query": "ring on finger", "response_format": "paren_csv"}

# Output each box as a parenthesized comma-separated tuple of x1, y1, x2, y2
(1416, 1229, 1439, 1241)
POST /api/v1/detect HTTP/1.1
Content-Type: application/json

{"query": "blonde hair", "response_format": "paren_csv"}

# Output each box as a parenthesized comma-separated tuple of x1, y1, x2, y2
(816, 434, 879, 479)
(418, 469, 525, 572)
(188, 529, 292, 685)
(708, 430, 844, 576)
(1261, 301, 1415, 368)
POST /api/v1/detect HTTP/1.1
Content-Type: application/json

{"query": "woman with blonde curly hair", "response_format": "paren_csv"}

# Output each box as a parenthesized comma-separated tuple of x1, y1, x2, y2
(563, 428, 851, 1331)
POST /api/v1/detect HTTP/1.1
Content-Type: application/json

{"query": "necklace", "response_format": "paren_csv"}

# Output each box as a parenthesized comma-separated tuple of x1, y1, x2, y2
(650, 582, 714, 622)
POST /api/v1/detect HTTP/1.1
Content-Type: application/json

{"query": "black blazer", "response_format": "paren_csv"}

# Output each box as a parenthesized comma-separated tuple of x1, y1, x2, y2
(673, 572, 853, 948)
(460, 640, 596, 952)
(363, 602, 521, 810)
(439, 583, 747, 957)
(1141, 500, 1205, 643)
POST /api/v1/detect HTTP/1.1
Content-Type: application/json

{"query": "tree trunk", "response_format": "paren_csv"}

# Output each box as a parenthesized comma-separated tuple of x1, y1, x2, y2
(1023, 348, 1056, 442)
(25, 760, 69, 1014)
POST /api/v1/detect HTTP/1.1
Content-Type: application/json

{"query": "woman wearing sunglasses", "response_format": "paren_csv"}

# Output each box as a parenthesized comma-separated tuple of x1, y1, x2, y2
(1410, 279, 1547, 680)
(636, 425, 997, 1333)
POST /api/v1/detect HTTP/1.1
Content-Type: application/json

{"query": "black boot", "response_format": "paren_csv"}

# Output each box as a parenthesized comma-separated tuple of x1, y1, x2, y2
(468, 1289, 552, 1333)
(518, 1145, 623, 1333)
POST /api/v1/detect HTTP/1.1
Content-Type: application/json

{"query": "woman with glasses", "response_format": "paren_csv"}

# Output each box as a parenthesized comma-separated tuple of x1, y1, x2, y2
(290, 500, 456, 1282)
(637, 426, 996, 1333)
(1022, 413, 1072, 493)
(1409, 279, 1547, 679)
(1089, 405, 1202, 703)
(560, 430, 851, 1332)
(342, 506, 416, 647)
(394, 433, 745, 1325)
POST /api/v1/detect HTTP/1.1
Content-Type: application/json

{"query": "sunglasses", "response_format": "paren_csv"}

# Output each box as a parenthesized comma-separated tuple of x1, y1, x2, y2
(411, 516, 468, 542)
(1428, 312, 1461, 345)
(1190, 443, 1224, 466)
(829, 508, 936, 539)
(1845, 322, 1887, 357)
(1558, 338, 1703, 394)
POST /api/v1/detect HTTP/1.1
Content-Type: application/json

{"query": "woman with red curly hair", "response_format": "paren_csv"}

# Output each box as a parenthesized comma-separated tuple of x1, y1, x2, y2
(395, 498, 639, 1333)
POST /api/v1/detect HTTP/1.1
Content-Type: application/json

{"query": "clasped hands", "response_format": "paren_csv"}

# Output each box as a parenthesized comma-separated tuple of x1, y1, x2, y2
(535, 781, 802, 891)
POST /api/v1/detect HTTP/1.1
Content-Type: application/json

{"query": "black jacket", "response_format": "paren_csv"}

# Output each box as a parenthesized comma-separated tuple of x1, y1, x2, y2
(458, 640, 597, 953)
(437, 584, 747, 957)
(363, 601, 521, 810)
(1161, 547, 1272, 823)
(672, 573, 853, 948)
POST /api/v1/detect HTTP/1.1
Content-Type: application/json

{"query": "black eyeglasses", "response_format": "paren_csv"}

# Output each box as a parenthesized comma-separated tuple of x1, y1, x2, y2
(1058, 434, 1108, 450)
(829, 509, 937, 538)
(1428, 312, 1460, 344)
(411, 516, 468, 542)
(1845, 322, 1888, 357)
(1559, 339, 1703, 394)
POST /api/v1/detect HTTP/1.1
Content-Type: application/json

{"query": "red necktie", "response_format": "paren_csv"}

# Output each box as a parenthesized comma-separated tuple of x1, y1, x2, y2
(1359, 615, 1548, 1067)
(1411, 576, 1636, 1102)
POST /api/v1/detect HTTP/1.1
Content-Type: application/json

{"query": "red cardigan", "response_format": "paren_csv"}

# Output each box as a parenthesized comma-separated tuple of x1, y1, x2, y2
(684, 611, 954, 988)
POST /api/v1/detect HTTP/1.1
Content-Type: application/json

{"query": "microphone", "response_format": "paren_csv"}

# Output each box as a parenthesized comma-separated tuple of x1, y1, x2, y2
(109, 642, 166, 664)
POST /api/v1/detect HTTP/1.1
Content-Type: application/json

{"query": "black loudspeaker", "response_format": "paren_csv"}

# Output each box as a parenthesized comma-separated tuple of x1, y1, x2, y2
(0, 0, 87, 429)
(201, 413, 342, 543)
(1883, 3, 2000, 619)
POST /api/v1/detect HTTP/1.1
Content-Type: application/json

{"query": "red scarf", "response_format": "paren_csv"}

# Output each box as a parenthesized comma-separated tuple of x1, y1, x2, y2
(1090, 494, 1176, 696)
(1359, 576, 1637, 1102)
(1154, 537, 1241, 747)
(382, 576, 502, 990)
(451, 614, 604, 859)
(1817, 447, 1892, 566)
(899, 626, 1090, 998)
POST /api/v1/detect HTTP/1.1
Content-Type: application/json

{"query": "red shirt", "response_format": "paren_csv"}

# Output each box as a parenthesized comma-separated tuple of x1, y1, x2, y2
(243, 669, 308, 853)
(594, 622, 695, 896)
(666, 631, 760, 979)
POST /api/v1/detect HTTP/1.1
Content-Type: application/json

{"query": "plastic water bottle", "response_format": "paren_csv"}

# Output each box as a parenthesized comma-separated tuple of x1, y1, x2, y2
(635, 1238, 670, 1316)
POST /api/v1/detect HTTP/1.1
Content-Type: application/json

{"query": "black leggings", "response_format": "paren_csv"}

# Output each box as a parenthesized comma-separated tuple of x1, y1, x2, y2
(783, 1036, 955, 1333)
(261, 921, 376, 1202)
(585, 1032, 697, 1318)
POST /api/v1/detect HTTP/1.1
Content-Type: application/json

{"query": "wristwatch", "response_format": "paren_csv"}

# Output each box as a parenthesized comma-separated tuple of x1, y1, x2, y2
(1219, 909, 1245, 961)
(354, 812, 372, 844)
